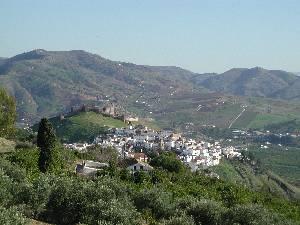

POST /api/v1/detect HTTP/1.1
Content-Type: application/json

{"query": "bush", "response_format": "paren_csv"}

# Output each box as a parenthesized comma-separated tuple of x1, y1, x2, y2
(133, 188, 174, 219)
(0, 158, 27, 183)
(188, 200, 225, 225)
(150, 152, 184, 173)
(161, 214, 195, 225)
(46, 177, 141, 225)
(224, 204, 294, 225)
(0, 206, 29, 225)
(9, 148, 40, 179)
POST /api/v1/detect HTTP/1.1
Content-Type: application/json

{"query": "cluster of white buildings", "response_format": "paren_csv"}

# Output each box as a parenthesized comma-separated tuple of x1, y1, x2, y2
(64, 143, 93, 152)
(65, 124, 242, 173)
(90, 125, 241, 171)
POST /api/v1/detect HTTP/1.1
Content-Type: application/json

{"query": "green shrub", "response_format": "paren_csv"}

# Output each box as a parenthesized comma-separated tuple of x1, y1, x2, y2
(133, 188, 174, 219)
(150, 152, 184, 173)
(224, 204, 294, 225)
(0, 206, 29, 225)
(161, 214, 195, 225)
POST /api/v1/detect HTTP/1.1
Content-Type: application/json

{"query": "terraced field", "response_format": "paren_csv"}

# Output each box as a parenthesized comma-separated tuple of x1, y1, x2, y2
(249, 145, 300, 187)
(211, 159, 300, 200)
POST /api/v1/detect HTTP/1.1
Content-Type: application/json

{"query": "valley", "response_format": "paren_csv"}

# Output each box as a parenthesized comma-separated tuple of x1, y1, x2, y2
(1, 50, 300, 224)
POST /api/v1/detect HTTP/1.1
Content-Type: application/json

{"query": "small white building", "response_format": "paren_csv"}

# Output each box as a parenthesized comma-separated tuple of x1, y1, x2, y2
(127, 162, 153, 172)
(75, 160, 109, 176)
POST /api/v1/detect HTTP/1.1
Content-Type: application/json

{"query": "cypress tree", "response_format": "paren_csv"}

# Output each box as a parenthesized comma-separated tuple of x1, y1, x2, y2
(37, 118, 57, 173)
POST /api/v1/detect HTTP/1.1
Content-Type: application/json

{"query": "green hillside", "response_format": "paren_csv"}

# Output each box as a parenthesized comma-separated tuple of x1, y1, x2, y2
(33, 112, 126, 143)
(211, 159, 300, 200)
(0, 49, 199, 122)
(249, 145, 300, 187)
(228, 97, 300, 130)
(2, 50, 300, 133)
(200, 67, 300, 100)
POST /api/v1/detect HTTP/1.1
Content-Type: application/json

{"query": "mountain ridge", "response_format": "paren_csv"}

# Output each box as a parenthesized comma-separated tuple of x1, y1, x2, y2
(200, 67, 300, 99)
(1, 49, 300, 124)
(0, 49, 200, 121)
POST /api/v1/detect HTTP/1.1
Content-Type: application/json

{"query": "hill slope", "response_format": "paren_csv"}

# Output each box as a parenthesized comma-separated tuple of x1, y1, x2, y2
(200, 67, 300, 99)
(0, 49, 201, 122)
(1, 50, 300, 131)
(211, 159, 300, 200)
(32, 111, 126, 143)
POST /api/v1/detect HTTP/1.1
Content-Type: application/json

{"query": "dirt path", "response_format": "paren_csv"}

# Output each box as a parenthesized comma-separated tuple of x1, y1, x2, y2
(228, 107, 246, 128)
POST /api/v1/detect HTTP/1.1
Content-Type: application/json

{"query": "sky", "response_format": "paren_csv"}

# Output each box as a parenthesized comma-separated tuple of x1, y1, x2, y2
(0, 0, 299, 73)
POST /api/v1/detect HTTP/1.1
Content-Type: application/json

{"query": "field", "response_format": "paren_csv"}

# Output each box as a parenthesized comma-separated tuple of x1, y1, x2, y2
(249, 145, 300, 187)
(247, 114, 296, 129)
(222, 95, 300, 130)
(211, 159, 300, 200)
(231, 110, 258, 128)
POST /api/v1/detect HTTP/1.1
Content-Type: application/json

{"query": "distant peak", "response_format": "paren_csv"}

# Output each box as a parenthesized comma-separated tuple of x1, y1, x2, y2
(32, 49, 47, 54)
(250, 66, 265, 71)
(10, 49, 48, 61)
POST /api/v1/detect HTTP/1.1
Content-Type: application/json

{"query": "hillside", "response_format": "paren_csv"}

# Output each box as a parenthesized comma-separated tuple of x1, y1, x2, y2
(0, 49, 201, 122)
(211, 159, 300, 200)
(1, 50, 300, 133)
(249, 145, 300, 187)
(200, 67, 300, 99)
(32, 111, 126, 143)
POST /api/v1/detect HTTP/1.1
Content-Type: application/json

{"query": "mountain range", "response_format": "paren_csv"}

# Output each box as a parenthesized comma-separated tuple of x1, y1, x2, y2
(200, 67, 300, 100)
(1, 49, 300, 123)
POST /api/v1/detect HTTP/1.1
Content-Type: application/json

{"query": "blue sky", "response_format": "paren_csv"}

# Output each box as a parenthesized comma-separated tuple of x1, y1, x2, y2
(0, 0, 299, 73)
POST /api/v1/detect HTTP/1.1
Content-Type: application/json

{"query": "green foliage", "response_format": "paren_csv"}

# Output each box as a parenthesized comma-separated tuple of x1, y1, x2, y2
(161, 214, 195, 225)
(0, 137, 15, 153)
(14, 128, 35, 144)
(9, 148, 40, 179)
(150, 152, 185, 173)
(183, 199, 225, 225)
(37, 118, 60, 173)
(133, 171, 150, 184)
(0, 155, 299, 225)
(46, 112, 125, 143)
(0, 88, 16, 138)
(133, 188, 174, 219)
(0, 206, 29, 225)
(225, 204, 294, 225)
(200, 127, 233, 139)
(46, 177, 141, 225)
(248, 114, 295, 129)
(249, 145, 300, 187)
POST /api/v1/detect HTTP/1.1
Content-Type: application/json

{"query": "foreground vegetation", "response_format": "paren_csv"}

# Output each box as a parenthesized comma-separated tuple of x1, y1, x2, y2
(1, 149, 300, 225)
(1, 88, 300, 224)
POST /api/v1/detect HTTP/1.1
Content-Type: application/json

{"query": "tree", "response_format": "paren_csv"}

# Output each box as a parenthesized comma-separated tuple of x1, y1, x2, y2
(37, 118, 58, 173)
(0, 88, 16, 138)
(150, 152, 184, 173)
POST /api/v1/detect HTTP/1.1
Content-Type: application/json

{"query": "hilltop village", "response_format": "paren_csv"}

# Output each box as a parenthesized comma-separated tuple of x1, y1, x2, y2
(65, 123, 242, 174)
